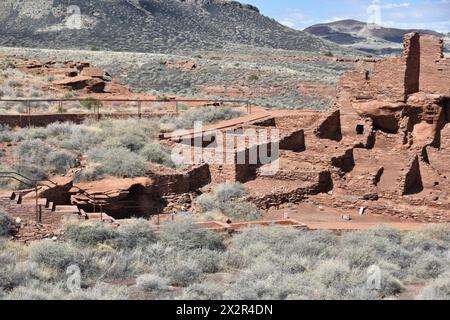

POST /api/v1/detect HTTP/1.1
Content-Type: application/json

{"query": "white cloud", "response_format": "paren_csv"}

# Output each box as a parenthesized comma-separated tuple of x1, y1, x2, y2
(280, 19, 295, 28)
(382, 2, 410, 9)
(278, 9, 315, 30)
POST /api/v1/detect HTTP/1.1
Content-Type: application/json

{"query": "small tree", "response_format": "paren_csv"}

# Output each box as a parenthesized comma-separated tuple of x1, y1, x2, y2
(81, 97, 102, 111)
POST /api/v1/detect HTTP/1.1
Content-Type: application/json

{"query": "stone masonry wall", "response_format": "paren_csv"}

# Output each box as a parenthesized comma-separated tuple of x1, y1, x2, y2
(419, 35, 450, 95)
(404, 33, 421, 95)
(0, 112, 168, 128)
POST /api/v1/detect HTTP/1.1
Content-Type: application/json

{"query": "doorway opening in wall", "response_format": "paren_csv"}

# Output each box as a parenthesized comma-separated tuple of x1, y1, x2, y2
(443, 97, 450, 123)
(356, 124, 364, 135)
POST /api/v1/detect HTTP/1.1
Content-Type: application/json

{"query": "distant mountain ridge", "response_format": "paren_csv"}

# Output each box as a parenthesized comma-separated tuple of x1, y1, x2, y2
(305, 19, 443, 55)
(0, 0, 348, 54)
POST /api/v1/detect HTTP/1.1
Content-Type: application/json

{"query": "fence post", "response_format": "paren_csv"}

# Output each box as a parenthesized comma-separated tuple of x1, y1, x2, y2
(27, 101, 31, 128)
(138, 100, 142, 119)
(35, 186, 38, 223)
(38, 205, 42, 224)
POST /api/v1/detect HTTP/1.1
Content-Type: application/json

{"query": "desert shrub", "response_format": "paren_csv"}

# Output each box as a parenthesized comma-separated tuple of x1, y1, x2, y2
(46, 150, 77, 174)
(311, 260, 353, 297)
(159, 217, 225, 251)
(0, 262, 35, 292)
(417, 272, 450, 300)
(0, 164, 20, 189)
(218, 200, 261, 221)
(197, 183, 260, 221)
(27, 87, 44, 98)
(188, 249, 222, 274)
(0, 211, 12, 237)
(162, 255, 201, 287)
(251, 252, 307, 275)
(225, 257, 376, 300)
(230, 227, 302, 253)
(0, 125, 14, 142)
(73, 163, 104, 182)
(5, 281, 67, 300)
(215, 182, 246, 202)
(13, 138, 52, 180)
(248, 74, 259, 81)
(13, 138, 76, 179)
(46, 122, 75, 139)
(14, 138, 51, 161)
(85, 249, 137, 281)
(223, 263, 305, 300)
(103, 132, 146, 153)
(225, 228, 338, 271)
(339, 228, 412, 270)
(6, 281, 129, 300)
(69, 282, 130, 300)
(401, 232, 444, 253)
(278, 229, 337, 260)
(136, 274, 169, 292)
(225, 228, 298, 269)
(369, 226, 402, 245)
(419, 224, 450, 246)
(64, 222, 117, 247)
(307, 260, 378, 299)
(139, 143, 175, 167)
(29, 241, 79, 272)
(60, 125, 103, 152)
(85, 147, 148, 179)
(197, 194, 217, 213)
(129, 243, 173, 271)
(18, 126, 49, 139)
(0, 245, 36, 291)
(379, 272, 405, 297)
(97, 118, 159, 142)
(181, 282, 225, 300)
(6, 79, 22, 88)
(0, 87, 10, 98)
(411, 253, 446, 280)
(115, 219, 157, 249)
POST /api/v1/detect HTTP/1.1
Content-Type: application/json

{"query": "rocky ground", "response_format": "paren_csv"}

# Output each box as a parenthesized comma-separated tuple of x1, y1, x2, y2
(0, 0, 351, 55)
(0, 47, 357, 110)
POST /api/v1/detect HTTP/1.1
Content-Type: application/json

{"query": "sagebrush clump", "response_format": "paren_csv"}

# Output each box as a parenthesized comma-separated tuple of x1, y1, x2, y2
(0, 211, 12, 237)
(197, 182, 261, 221)
(1, 216, 450, 300)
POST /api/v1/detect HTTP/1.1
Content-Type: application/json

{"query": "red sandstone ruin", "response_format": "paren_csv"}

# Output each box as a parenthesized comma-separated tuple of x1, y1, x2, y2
(163, 32, 450, 223)
(1, 33, 449, 241)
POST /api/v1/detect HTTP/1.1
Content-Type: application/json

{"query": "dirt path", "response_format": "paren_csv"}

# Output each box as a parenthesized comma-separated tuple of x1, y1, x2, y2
(306, 222, 427, 231)
(264, 202, 430, 231)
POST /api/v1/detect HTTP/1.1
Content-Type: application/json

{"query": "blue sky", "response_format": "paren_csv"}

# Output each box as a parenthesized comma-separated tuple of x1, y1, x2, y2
(244, 0, 450, 32)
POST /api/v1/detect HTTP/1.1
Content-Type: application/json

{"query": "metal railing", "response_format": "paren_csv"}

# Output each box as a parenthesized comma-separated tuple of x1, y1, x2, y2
(0, 98, 252, 117)
(0, 171, 130, 223)
(0, 172, 41, 222)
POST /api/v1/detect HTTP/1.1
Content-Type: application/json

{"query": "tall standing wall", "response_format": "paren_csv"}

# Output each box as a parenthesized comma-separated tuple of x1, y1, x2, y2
(419, 35, 450, 95)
